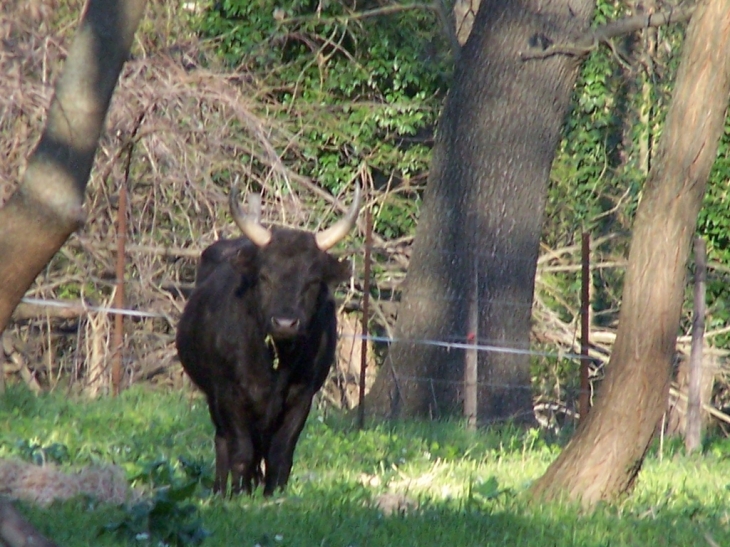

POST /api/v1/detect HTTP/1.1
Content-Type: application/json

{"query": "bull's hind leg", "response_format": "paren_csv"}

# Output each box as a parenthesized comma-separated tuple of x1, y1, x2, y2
(208, 394, 233, 495)
(213, 433, 230, 494)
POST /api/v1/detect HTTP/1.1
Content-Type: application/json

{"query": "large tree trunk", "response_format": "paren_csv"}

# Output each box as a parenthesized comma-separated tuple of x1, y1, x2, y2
(532, 0, 730, 506)
(368, 0, 594, 422)
(0, 0, 146, 333)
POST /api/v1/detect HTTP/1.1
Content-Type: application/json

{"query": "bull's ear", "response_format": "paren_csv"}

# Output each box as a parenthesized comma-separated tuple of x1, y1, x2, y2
(197, 238, 255, 285)
(325, 256, 350, 284)
(229, 242, 259, 274)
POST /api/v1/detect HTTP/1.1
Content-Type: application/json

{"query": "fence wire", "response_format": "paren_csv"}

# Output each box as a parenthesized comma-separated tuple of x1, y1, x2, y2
(18, 296, 594, 362)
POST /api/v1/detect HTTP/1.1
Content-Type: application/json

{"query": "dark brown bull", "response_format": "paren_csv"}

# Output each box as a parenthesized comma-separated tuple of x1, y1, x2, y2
(176, 185, 360, 495)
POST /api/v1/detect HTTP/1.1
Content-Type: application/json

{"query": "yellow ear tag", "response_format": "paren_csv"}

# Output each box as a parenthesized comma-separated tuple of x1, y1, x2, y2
(265, 334, 280, 370)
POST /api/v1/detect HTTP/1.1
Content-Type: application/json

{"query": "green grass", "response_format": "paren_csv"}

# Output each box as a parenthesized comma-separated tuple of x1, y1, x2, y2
(1, 383, 730, 546)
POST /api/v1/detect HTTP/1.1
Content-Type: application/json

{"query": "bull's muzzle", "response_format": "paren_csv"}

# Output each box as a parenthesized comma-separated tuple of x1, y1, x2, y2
(269, 316, 301, 339)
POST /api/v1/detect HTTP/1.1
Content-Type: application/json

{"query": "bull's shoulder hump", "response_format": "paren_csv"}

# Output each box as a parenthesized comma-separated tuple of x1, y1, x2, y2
(200, 237, 255, 263)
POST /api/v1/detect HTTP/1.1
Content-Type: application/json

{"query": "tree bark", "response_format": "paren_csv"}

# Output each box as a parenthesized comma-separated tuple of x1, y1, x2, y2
(368, 0, 594, 422)
(0, 0, 147, 334)
(532, 0, 730, 506)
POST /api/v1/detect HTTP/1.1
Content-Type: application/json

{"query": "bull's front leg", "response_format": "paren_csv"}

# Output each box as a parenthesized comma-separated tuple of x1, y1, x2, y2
(229, 425, 257, 494)
(263, 386, 314, 496)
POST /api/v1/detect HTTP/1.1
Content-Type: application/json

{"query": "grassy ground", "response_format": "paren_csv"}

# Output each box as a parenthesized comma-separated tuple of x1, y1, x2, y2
(1, 384, 729, 547)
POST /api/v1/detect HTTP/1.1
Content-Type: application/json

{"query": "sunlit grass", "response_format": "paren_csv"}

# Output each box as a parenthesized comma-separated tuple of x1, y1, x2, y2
(1, 383, 730, 546)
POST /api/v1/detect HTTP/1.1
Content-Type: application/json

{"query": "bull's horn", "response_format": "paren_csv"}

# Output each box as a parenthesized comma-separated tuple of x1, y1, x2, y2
(315, 183, 361, 251)
(229, 188, 272, 247)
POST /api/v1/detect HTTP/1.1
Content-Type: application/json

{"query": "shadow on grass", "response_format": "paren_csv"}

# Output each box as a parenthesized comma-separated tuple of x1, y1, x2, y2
(12, 479, 730, 547)
(189, 487, 729, 547)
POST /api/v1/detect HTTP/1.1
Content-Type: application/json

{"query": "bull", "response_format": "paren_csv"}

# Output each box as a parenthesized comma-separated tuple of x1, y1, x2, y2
(176, 184, 360, 495)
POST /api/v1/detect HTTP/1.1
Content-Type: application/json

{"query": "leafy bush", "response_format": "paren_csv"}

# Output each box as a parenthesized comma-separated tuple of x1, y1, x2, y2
(102, 481, 209, 547)
(194, 0, 452, 239)
(537, 2, 730, 407)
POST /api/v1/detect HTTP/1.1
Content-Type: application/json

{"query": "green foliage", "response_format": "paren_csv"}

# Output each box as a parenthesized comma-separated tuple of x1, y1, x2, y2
(102, 481, 209, 547)
(13, 439, 71, 465)
(539, 0, 730, 398)
(547, 0, 686, 242)
(697, 124, 730, 347)
(193, 0, 450, 239)
(465, 475, 512, 510)
(548, 1, 631, 243)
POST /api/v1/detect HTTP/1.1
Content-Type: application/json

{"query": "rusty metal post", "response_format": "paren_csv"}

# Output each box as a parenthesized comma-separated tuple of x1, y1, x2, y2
(357, 204, 372, 429)
(579, 232, 590, 424)
(111, 180, 127, 396)
(110, 113, 145, 396)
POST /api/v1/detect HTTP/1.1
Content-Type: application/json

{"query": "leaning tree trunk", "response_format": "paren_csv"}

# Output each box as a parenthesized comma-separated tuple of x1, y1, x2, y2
(0, 0, 146, 537)
(0, 501, 59, 547)
(0, 0, 147, 333)
(532, 0, 730, 506)
(368, 0, 594, 422)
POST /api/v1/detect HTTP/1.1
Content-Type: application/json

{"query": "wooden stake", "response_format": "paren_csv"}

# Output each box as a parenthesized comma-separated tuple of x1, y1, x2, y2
(111, 178, 127, 396)
(685, 236, 706, 452)
(357, 204, 372, 429)
(464, 260, 478, 430)
(111, 113, 145, 395)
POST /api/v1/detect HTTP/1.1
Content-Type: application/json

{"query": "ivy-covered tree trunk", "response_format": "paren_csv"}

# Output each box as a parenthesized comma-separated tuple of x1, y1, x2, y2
(532, 0, 730, 506)
(368, 0, 594, 421)
(0, 0, 146, 333)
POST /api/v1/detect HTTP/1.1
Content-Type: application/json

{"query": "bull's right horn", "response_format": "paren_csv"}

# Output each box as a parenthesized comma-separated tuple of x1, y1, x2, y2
(315, 183, 361, 251)
(229, 188, 272, 247)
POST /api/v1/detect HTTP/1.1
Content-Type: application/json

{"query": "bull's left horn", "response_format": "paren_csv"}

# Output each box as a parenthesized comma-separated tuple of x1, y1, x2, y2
(229, 188, 272, 247)
(315, 183, 361, 251)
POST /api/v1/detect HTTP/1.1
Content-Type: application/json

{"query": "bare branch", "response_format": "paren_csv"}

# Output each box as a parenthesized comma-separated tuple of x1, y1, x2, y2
(281, 3, 437, 25)
(521, 3, 695, 60)
(594, 3, 694, 43)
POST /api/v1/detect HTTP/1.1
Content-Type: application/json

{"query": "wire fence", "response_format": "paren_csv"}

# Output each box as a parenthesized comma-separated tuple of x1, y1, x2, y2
(18, 296, 586, 361)
(10, 294, 726, 380)
(4, 273, 729, 435)
(4, 216, 730, 429)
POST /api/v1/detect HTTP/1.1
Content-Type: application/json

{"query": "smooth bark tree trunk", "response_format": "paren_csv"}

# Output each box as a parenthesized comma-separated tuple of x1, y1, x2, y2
(0, 0, 147, 334)
(532, 0, 730, 506)
(368, 0, 594, 422)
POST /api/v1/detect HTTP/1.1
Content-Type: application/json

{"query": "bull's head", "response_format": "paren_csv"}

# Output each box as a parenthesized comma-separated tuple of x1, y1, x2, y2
(228, 184, 360, 339)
